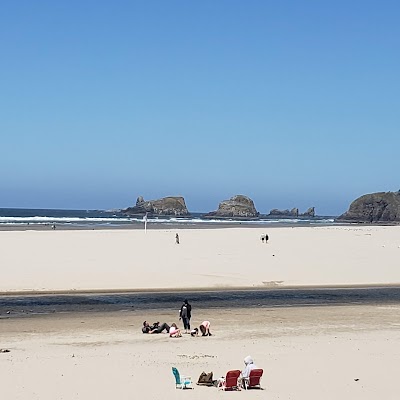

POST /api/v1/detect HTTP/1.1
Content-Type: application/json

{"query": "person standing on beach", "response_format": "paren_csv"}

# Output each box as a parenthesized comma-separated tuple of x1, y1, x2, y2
(175, 233, 180, 244)
(179, 299, 191, 333)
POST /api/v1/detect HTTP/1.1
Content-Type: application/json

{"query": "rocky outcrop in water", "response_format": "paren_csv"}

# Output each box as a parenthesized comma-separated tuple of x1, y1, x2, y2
(337, 191, 400, 223)
(124, 196, 189, 216)
(269, 208, 299, 217)
(301, 207, 315, 217)
(268, 207, 315, 217)
(205, 195, 259, 218)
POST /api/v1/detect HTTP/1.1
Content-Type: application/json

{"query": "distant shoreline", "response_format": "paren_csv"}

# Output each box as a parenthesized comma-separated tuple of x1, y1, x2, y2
(0, 221, 339, 231)
(1, 282, 400, 297)
(3, 220, 398, 232)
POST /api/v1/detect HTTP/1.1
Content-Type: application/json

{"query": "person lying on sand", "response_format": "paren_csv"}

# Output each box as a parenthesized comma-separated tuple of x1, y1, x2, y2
(142, 321, 170, 334)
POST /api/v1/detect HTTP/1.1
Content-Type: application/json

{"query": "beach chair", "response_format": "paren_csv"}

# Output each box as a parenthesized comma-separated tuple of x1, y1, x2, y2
(217, 370, 241, 391)
(243, 368, 263, 390)
(172, 367, 193, 389)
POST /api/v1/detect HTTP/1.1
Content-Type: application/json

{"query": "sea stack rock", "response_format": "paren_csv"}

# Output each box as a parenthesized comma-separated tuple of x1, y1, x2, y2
(269, 207, 316, 217)
(269, 208, 299, 217)
(337, 191, 400, 223)
(300, 207, 315, 217)
(124, 196, 189, 216)
(205, 195, 259, 218)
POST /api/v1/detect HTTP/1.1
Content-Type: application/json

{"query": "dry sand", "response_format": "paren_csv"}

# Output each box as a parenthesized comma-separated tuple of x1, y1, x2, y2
(1, 305, 400, 400)
(1, 225, 400, 293)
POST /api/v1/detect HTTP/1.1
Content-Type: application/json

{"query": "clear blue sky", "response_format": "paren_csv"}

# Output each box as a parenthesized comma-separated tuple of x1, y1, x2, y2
(1, 1, 399, 215)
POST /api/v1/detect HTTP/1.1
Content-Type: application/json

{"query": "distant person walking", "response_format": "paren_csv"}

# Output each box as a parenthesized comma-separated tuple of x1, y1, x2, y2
(179, 299, 192, 333)
(175, 233, 180, 244)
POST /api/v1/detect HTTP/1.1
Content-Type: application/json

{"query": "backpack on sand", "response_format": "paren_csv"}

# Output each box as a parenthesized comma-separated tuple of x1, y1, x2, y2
(197, 371, 216, 386)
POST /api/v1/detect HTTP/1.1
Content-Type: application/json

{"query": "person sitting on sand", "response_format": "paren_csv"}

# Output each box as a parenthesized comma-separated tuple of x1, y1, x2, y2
(241, 356, 257, 381)
(199, 321, 212, 336)
(142, 321, 170, 334)
(237, 355, 258, 389)
(190, 327, 199, 337)
(169, 323, 182, 338)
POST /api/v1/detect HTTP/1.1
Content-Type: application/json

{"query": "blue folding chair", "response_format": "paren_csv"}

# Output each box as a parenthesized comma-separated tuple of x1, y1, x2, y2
(172, 367, 193, 389)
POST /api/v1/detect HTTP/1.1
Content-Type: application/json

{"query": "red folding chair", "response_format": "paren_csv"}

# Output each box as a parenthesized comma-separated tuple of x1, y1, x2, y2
(217, 370, 241, 391)
(243, 368, 263, 389)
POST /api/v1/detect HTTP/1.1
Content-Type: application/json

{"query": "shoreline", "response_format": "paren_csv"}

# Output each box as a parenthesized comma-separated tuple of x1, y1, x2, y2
(1, 282, 400, 297)
(0, 221, 340, 231)
(1, 221, 399, 232)
(2, 286, 400, 322)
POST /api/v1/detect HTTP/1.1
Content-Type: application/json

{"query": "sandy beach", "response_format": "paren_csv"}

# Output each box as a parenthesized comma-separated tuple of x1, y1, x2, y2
(1, 225, 400, 293)
(1, 305, 400, 400)
(1, 225, 400, 399)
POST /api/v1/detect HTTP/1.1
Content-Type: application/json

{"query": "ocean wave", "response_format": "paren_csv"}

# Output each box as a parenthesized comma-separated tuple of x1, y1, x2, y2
(0, 210, 336, 226)
(128, 217, 336, 225)
(0, 216, 132, 223)
(0, 216, 335, 225)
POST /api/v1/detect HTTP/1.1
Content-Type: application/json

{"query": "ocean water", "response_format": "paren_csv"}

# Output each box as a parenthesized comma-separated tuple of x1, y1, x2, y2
(1, 287, 400, 317)
(0, 208, 336, 227)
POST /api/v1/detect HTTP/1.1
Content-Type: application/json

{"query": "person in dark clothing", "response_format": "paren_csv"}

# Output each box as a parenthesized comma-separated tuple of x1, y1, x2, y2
(179, 299, 192, 334)
(142, 321, 170, 334)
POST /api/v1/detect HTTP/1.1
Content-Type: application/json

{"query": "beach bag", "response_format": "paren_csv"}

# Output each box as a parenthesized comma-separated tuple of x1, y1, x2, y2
(197, 371, 214, 386)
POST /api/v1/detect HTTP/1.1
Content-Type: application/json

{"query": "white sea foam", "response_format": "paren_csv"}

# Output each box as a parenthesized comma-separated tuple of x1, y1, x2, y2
(128, 217, 335, 225)
(0, 213, 335, 226)
(0, 216, 132, 223)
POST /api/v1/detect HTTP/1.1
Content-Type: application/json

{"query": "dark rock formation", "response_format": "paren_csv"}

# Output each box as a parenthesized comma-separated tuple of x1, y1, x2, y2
(300, 207, 315, 217)
(269, 208, 299, 217)
(269, 207, 316, 218)
(205, 195, 259, 218)
(337, 191, 400, 223)
(124, 196, 189, 216)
